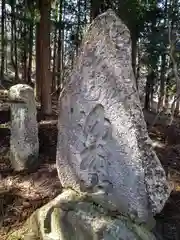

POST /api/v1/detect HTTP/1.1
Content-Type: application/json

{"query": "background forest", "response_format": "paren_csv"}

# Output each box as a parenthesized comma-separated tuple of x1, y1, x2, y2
(0, 0, 180, 118)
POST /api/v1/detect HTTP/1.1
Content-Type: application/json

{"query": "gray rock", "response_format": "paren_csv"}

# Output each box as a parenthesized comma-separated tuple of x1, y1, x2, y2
(10, 189, 157, 240)
(9, 84, 39, 171)
(56, 9, 171, 225)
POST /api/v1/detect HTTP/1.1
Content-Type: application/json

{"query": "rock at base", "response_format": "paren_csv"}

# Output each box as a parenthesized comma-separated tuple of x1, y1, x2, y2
(9, 189, 157, 240)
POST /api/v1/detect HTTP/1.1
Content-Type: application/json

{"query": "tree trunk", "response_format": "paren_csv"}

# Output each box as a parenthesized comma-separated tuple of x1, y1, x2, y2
(84, 0, 87, 23)
(57, 0, 63, 96)
(175, 100, 180, 116)
(157, 53, 166, 111)
(23, 24, 28, 83)
(144, 80, 151, 110)
(5, 13, 7, 73)
(28, 23, 33, 85)
(52, 26, 57, 93)
(1, 0, 5, 81)
(130, 28, 138, 87)
(11, 2, 19, 83)
(136, 40, 140, 87)
(57, 28, 62, 95)
(76, 0, 81, 56)
(165, 77, 170, 111)
(14, 13, 18, 82)
(144, 70, 154, 110)
(35, 22, 41, 100)
(90, 0, 100, 21)
(38, 0, 52, 116)
(10, 2, 14, 72)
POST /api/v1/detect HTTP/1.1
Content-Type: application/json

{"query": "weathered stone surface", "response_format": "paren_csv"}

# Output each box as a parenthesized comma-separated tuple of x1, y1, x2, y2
(56, 9, 171, 224)
(9, 84, 39, 171)
(9, 189, 157, 240)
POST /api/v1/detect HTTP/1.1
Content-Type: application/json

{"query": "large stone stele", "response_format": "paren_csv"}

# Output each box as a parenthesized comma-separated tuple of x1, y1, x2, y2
(56, 9, 171, 224)
(9, 84, 39, 171)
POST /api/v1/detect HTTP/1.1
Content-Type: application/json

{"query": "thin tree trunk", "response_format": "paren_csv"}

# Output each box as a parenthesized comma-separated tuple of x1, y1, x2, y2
(145, 79, 151, 110)
(90, 0, 101, 21)
(23, 24, 28, 82)
(157, 0, 168, 112)
(5, 12, 7, 73)
(165, 77, 170, 111)
(84, 0, 87, 23)
(157, 53, 166, 111)
(28, 23, 33, 85)
(144, 70, 154, 110)
(14, 18, 18, 81)
(150, 83, 154, 109)
(131, 29, 138, 84)
(11, 2, 19, 83)
(136, 39, 141, 88)
(57, 0, 63, 95)
(76, 0, 81, 56)
(175, 100, 180, 116)
(36, 22, 41, 100)
(39, 0, 52, 116)
(10, 2, 14, 71)
(61, 28, 65, 90)
(1, 0, 5, 81)
(57, 29, 61, 94)
(52, 26, 57, 92)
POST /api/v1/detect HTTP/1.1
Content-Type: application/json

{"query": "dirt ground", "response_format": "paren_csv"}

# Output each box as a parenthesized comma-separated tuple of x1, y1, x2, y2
(1, 111, 180, 239)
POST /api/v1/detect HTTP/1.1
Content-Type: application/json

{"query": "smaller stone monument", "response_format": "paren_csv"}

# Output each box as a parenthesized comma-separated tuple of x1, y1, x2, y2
(9, 84, 39, 171)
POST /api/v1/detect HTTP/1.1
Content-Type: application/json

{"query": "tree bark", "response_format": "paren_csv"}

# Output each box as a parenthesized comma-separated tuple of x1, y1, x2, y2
(35, 22, 41, 100)
(90, 0, 100, 21)
(1, 0, 5, 81)
(23, 24, 28, 83)
(38, 0, 52, 116)
(52, 26, 57, 92)
(10, 1, 19, 83)
(28, 23, 33, 85)
(157, 53, 166, 111)
(144, 70, 154, 110)
(57, 0, 63, 96)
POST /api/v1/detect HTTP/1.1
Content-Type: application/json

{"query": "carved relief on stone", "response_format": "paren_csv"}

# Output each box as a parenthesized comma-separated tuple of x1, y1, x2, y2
(70, 104, 113, 193)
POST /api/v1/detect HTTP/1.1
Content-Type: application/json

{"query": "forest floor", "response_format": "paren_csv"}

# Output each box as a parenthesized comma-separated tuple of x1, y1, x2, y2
(1, 110, 180, 239)
(0, 110, 61, 240)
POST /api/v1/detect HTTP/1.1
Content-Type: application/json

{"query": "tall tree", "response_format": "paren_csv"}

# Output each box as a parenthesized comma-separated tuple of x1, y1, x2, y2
(36, 0, 52, 116)
(1, 0, 5, 81)
(57, 0, 63, 95)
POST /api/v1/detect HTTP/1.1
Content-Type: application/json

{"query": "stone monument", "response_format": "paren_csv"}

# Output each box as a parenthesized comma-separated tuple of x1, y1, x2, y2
(56, 9, 171, 225)
(9, 84, 39, 171)
(11, 10, 171, 240)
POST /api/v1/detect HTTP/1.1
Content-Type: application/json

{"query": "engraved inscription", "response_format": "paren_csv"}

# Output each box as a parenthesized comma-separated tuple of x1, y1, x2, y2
(78, 104, 113, 192)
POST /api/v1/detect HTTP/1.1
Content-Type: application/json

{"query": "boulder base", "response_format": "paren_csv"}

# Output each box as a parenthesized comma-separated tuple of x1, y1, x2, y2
(9, 189, 157, 240)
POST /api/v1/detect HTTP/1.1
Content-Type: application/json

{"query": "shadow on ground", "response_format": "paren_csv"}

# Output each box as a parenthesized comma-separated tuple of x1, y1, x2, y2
(1, 112, 180, 239)
(0, 120, 61, 239)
